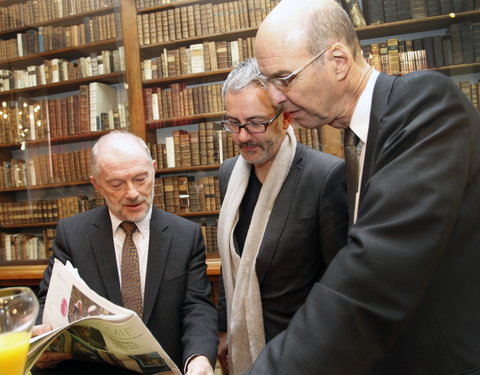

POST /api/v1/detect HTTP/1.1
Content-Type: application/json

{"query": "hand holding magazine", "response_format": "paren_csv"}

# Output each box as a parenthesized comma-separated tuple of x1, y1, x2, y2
(27, 259, 181, 375)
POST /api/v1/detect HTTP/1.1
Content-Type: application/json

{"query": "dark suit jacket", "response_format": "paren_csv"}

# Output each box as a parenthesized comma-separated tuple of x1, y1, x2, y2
(37, 206, 218, 370)
(247, 71, 480, 374)
(218, 143, 348, 342)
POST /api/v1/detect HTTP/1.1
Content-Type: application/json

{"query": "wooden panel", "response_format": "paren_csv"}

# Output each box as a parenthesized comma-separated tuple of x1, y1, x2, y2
(120, 0, 146, 140)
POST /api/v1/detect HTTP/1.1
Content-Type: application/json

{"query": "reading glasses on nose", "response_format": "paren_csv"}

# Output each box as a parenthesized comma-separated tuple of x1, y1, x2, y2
(257, 44, 332, 90)
(220, 109, 283, 134)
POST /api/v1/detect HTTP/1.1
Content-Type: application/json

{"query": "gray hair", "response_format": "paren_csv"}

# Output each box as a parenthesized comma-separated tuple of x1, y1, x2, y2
(221, 58, 264, 101)
(90, 130, 153, 178)
(306, 0, 360, 61)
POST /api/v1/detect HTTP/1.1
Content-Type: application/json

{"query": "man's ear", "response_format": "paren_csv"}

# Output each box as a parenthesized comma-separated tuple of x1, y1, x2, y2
(90, 176, 101, 193)
(330, 43, 351, 81)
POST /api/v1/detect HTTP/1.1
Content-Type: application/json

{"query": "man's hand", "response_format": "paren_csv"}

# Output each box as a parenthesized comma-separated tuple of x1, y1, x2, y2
(186, 355, 214, 375)
(217, 331, 229, 374)
(32, 324, 72, 369)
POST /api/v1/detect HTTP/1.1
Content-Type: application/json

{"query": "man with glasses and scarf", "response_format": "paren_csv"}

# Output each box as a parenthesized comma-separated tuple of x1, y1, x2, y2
(216, 58, 348, 375)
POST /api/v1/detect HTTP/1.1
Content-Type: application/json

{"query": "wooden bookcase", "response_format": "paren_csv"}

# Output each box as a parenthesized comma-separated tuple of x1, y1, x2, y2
(0, 0, 479, 287)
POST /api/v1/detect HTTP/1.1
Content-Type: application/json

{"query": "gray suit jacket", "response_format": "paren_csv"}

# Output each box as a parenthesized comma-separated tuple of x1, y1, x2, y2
(248, 71, 480, 374)
(37, 206, 218, 370)
(218, 143, 348, 341)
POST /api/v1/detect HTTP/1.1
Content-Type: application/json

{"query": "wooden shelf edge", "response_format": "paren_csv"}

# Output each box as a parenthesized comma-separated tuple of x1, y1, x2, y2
(0, 180, 91, 193)
(0, 72, 123, 99)
(0, 39, 120, 69)
(0, 263, 47, 286)
(143, 68, 232, 86)
(0, 259, 219, 285)
(140, 27, 257, 54)
(156, 164, 220, 173)
(176, 210, 220, 217)
(147, 112, 224, 127)
(356, 10, 480, 39)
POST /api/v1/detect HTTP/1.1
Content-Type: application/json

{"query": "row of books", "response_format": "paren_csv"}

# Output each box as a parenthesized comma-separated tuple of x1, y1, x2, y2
(458, 79, 480, 110)
(0, 149, 91, 189)
(363, 0, 480, 25)
(0, 229, 55, 262)
(149, 123, 322, 170)
(0, 223, 218, 262)
(142, 37, 255, 80)
(0, 196, 93, 225)
(136, 0, 204, 10)
(0, 14, 116, 62)
(0, 82, 127, 144)
(136, 0, 279, 46)
(0, 46, 125, 92)
(0, 0, 113, 32)
(154, 175, 220, 214)
(144, 82, 224, 121)
(201, 223, 219, 257)
(362, 22, 480, 77)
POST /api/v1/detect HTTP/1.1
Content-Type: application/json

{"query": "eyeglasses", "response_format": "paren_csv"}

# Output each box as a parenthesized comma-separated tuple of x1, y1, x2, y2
(220, 109, 283, 134)
(256, 45, 332, 91)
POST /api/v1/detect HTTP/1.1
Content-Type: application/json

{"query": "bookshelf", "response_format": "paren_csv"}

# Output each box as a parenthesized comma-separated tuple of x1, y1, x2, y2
(0, 0, 479, 286)
(0, 0, 128, 271)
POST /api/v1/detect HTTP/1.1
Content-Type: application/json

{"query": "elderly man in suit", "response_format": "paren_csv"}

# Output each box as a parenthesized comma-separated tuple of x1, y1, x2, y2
(248, 0, 480, 374)
(35, 130, 218, 375)
(216, 58, 348, 375)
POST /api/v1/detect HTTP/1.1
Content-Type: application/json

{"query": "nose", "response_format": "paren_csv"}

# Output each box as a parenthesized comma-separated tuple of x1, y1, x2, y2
(238, 127, 251, 142)
(267, 85, 288, 107)
(125, 182, 140, 200)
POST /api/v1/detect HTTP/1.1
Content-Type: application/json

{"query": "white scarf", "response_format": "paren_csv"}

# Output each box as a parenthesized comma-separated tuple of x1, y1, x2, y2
(217, 126, 297, 375)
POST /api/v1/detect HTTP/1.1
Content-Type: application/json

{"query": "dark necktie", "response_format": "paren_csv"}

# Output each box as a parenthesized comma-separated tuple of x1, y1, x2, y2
(120, 221, 143, 318)
(344, 128, 360, 226)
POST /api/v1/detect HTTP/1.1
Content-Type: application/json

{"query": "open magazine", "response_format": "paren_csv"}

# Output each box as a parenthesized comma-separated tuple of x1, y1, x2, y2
(26, 259, 181, 375)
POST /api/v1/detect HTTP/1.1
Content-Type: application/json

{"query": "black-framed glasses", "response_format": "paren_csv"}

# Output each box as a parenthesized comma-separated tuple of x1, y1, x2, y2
(256, 44, 332, 91)
(220, 109, 283, 134)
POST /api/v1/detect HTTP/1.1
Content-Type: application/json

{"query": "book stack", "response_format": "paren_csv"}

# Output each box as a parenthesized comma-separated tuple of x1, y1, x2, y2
(0, 46, 125, 93)
(293, 127, 322, 151)
(0, 232, 48, 262)
(458, 80, 480, 109)
(0, 0, 114, 31)
(0, 86, 127, 145)
(136, 0, 280, 46)
(0, 196, 92, 225)
(0, 14, 117, 61)
(141, 38, 255, 80)
(0, 148, 91, 189)
(363, 0, 479, 25)
(153, 175, 220, 214)
(201, 223, 219, 257)
(144, 83, 224, 123)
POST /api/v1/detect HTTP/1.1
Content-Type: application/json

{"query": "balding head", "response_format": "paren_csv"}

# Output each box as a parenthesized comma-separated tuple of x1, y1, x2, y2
(257, 0, 360, 59)
(91, 130, 153, 179)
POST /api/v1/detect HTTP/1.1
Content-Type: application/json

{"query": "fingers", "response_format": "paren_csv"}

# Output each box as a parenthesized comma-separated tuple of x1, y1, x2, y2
(34, 351, 72, 369)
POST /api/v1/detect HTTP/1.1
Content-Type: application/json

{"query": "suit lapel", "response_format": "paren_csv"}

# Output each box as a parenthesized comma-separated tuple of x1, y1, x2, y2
(90, 208, 123, 306)
(361, 73, 397, 200)
(255, 148, 303, 285)
(143, 209, 171, 324)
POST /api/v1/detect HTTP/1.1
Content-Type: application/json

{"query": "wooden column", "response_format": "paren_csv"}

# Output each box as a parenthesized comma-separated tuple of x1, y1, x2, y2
(119, 0, 146, 140)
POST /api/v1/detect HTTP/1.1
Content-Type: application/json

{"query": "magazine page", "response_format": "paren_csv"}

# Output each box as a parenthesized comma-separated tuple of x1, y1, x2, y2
(28, 259, 181, 375)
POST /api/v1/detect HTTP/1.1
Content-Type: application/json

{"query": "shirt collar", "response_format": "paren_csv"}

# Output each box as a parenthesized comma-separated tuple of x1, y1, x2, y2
(349, 69, 380, 143)
(110, 205, 152, 237)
